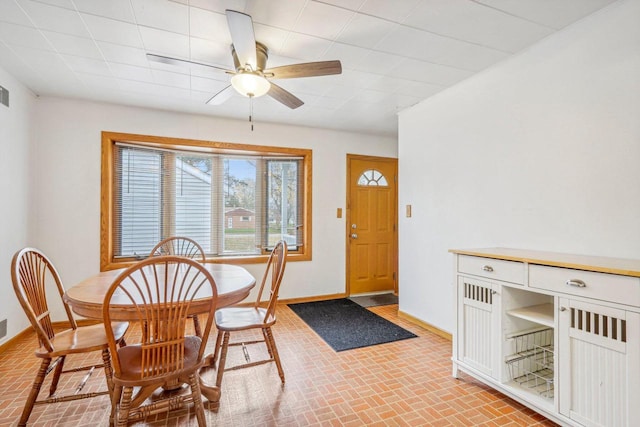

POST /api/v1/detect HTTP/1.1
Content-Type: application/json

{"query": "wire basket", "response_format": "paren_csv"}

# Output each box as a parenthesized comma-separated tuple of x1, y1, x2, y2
(505, 328, 554, 398)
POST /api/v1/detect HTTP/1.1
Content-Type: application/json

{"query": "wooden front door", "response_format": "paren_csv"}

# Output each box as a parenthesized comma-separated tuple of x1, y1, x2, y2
(346, 155, 398, 295)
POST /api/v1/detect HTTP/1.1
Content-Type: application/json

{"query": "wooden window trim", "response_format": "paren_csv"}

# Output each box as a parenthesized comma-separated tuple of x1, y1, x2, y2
(100, 131, 312, 271)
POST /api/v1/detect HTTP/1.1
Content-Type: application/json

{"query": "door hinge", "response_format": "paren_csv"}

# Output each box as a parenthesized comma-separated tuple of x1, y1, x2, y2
(393, 272, 396, 281)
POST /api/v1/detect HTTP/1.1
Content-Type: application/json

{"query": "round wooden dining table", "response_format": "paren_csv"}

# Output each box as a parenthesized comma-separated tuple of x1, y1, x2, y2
(64, 263, 256, 320)
(63, 262, 256, 403)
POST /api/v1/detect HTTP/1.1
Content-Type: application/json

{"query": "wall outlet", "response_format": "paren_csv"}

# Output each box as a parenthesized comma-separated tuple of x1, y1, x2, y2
(0, 319, 7, 339)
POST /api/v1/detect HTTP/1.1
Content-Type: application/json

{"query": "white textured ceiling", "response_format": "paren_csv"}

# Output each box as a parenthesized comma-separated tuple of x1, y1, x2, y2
(0, 0, 617, 137)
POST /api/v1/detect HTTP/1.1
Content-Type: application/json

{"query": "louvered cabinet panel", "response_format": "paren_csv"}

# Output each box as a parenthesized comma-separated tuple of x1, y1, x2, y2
(457, 277, 500, 378)
(559, 298, 640, 427)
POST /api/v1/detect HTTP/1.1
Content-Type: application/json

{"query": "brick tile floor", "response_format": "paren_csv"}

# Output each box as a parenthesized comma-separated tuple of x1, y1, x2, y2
(0, 304, 558, 426)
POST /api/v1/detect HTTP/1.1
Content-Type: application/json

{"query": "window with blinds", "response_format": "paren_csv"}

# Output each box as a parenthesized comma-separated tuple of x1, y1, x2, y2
(101, 132, 311, 269)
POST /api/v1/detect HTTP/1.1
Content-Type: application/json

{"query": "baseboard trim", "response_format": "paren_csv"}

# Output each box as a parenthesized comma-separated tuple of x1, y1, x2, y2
(398, 310, 452, 341)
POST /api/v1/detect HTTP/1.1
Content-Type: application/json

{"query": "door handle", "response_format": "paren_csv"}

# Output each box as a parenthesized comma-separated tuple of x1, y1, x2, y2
(351, 233, 358, 239)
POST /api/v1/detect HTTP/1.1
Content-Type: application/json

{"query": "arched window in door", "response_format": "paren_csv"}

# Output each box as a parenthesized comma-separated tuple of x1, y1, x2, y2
(357, 169, 388, 186)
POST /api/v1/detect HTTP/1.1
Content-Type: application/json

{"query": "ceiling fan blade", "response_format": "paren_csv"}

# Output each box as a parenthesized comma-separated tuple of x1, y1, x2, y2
(226, 10, 257, 70)
(147, 53, 232, 74)
(264, 60, 342, 79)
(267, 83, 304, 109)
(206, 85, 235, 105)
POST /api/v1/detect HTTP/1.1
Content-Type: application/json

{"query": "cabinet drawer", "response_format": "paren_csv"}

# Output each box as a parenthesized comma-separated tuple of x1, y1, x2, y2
(458, 255, 525, 284)
(530, 264, 640, 307)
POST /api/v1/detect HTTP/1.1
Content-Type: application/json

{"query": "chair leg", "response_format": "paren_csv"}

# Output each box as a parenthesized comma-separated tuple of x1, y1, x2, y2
(18, 358, 51, 426)
(215, 332, 230, 389)
(49, 356, 65, 396)
(101, 348, 115, 395)
(191, 315, 202, 337)
(110, 384, 123, 427)
(211, 329, 223, 367)
(265, 327, 285, 384)
(188, 373, 206, 426)
(262, 329, 274, 358)
(116, 386, 133, 427)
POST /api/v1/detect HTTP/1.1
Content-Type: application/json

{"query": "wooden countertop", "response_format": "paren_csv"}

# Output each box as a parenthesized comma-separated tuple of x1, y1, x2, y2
(449, 247, 640, 278)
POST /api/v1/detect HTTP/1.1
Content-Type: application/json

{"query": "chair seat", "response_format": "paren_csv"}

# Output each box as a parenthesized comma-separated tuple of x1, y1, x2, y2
(115, 335, 202, 382)
(215, 307, 275, 331)
(35, 321, 128, 358)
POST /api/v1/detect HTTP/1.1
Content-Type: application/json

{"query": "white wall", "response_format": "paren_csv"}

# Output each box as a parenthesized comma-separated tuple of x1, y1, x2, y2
(29, 98, 396, 323)
(0, 66, 36, 344)
(398, 0, 640, 333)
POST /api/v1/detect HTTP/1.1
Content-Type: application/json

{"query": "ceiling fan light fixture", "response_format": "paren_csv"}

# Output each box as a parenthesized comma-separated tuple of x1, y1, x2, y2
(231, 72, 271, 98)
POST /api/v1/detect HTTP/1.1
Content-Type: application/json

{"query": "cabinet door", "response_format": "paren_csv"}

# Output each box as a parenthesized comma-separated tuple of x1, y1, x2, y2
(558, 298, 640, 427)
(457, 276, 500, 378)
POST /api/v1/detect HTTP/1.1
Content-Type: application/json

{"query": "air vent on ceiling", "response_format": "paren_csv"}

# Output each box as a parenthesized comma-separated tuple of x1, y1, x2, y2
(0, 85, 8, 107)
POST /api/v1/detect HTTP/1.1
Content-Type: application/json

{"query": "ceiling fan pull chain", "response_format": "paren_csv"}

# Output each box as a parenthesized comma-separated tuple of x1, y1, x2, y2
(249, 94, 254, 131)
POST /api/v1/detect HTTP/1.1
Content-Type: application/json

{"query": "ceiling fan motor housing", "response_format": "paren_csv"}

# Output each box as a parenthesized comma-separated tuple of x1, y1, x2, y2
(232, 41, 268, 72)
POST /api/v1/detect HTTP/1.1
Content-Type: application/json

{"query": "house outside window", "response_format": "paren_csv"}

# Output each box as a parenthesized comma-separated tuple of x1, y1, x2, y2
(100, 132, 311, 270)
(225, 208, 255, 230)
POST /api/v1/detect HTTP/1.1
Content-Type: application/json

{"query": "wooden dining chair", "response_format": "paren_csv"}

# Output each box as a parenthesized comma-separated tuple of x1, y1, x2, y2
(103, 256, 217, 427)
(11, 247, 129, 427)
(150, 236, 206, 337)
(150, 236, 206, 261)
(212, 240, 288, 392)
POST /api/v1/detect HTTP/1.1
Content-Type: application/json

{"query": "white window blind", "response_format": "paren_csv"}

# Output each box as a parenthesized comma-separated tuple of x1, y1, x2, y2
(113, 143, 303, 259)
(117, 147, 162, 257)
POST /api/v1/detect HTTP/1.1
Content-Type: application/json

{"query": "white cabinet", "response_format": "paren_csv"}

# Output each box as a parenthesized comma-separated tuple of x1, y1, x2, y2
(456, 276, 500, 378)
(558, 299, 640, 427)
(451, 248, 640, 427)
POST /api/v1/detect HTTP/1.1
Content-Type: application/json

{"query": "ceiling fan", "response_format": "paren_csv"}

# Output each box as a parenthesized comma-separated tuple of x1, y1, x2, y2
(147, 9, 342, 110)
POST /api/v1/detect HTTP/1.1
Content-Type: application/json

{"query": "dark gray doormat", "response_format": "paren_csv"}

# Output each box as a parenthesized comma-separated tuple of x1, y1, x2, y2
(349, 293, 398, 307)
(288, 298, 416, 352)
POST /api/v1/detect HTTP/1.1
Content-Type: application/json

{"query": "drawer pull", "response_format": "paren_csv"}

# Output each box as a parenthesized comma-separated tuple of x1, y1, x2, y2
(482, 265, 494, 272)
(566, 279, 586, 288)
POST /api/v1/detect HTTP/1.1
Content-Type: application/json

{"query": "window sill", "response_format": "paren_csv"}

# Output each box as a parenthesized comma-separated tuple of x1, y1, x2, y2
(102, 252, 310, 272)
